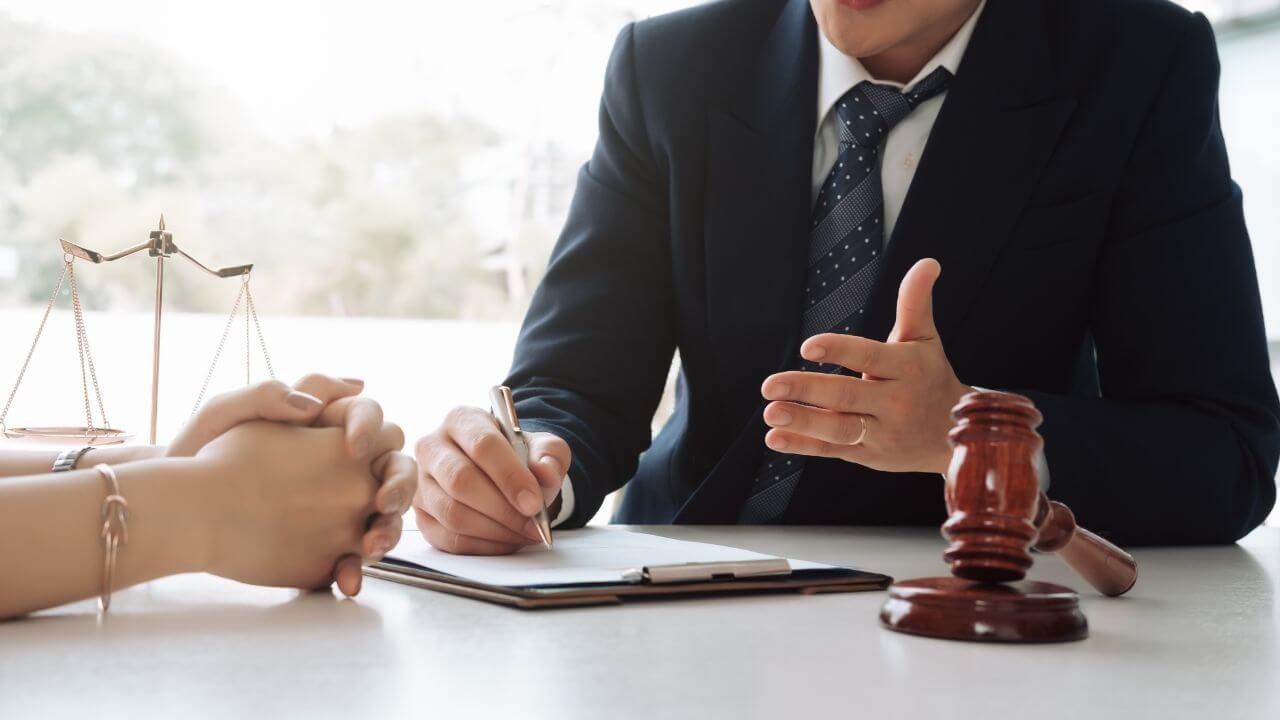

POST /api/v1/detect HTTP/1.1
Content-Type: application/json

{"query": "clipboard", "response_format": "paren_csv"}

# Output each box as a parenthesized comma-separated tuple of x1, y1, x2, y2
(365, 530, 892, 609)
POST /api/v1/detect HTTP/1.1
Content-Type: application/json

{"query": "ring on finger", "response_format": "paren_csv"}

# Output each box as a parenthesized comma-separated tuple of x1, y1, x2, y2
(850, 415, 868, 446)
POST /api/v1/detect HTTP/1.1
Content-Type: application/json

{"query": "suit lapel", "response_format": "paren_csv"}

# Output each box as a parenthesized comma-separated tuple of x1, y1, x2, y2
(704, 0, 818, 424)
(680, 0, 818, 522)
(861, 0, 1076, 343)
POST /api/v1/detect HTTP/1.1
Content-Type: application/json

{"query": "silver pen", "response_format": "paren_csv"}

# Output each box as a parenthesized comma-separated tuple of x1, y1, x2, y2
(489, 385, 553, 547)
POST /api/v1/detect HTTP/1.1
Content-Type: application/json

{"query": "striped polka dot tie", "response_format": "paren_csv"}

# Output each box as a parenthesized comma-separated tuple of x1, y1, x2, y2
(739, 66, 953, 523)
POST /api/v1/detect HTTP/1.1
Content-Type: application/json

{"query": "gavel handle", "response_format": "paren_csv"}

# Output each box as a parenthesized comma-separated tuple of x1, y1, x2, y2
(1057, 525, 1138, 597)
(1035, 496, 1138, 597)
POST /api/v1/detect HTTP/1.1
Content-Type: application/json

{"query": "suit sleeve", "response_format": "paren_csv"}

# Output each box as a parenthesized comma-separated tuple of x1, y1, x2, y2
(505, 23, 676, 528)
(1026, 13, 1280, 545)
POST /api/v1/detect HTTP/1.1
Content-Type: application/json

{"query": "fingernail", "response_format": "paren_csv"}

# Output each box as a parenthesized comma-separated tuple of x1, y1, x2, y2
(766, 382, 790, 399)
(351, 574, 362, 596)
(805, 345, 827, 360)
(538, 454, 563, 479)
(768, 408, 793, 426)
(767, 434, 790, 451)
(287, 390, 323, 410)
(524, 519, 544, 542)
(379, 536, 396, 554)
(340, 378, 365, 388)
(516, 490, 542, 516)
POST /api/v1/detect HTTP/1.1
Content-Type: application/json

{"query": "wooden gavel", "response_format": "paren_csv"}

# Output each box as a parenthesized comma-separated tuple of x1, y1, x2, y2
(880, 391, 1136, 644)
(941, 391, 1137, 597)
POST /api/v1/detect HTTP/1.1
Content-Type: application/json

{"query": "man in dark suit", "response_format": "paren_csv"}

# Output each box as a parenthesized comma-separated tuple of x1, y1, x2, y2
(412, 0, 1280, 552)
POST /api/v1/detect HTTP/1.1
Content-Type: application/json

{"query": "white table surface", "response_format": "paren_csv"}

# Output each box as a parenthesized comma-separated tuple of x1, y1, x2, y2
(2, 525, 1277, 720)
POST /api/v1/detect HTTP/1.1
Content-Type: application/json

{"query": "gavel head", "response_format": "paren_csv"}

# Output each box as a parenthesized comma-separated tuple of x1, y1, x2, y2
(941, 391, 1044, 583)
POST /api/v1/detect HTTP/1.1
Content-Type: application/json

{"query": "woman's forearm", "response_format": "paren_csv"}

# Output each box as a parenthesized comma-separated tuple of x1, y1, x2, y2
(0, 443, 165, 476)
(0, 457, 215, 619)
(0, 446, 164, 479)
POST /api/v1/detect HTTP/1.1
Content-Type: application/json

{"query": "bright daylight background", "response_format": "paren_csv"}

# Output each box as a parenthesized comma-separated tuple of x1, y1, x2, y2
(0, 0, 1277, 526)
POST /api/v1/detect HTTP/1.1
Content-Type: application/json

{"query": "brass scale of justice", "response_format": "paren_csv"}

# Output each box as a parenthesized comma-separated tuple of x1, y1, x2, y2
(0, 217, 274, 445)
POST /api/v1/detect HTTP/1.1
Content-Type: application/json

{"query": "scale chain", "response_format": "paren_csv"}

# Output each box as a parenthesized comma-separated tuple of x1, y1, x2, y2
(244, 281, 275, 380)
(191, 277, 277, 416)
(70, 265, 94, 434)
(245, 282, 251, 385)
(0, 261, 71, 432)
(191, 282, 247, 415)
(68, 262, 111, 433)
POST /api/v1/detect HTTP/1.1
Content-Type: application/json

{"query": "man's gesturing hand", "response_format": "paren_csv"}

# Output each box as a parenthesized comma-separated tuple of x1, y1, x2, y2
(760, 258, 972, 474)
(413, 406, 570, 555)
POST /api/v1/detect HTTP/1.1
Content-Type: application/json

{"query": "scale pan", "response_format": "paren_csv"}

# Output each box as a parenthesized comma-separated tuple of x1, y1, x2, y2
(2, 426, 133, 445)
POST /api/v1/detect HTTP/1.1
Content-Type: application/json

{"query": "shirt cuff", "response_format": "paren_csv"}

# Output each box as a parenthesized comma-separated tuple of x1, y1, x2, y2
(551, 475, 576, 527)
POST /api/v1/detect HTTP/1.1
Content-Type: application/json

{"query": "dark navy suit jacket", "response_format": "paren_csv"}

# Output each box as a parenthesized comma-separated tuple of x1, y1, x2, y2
(506, 0, 1280, 544)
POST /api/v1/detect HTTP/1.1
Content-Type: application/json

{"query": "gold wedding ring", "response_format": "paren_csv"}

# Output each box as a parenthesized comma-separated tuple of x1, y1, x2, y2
(851, 416, 868, 446)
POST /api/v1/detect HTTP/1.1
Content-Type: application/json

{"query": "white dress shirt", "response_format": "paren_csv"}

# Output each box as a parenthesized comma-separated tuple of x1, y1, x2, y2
(554, 2, 987, 526)
(812, 1, 985, 238)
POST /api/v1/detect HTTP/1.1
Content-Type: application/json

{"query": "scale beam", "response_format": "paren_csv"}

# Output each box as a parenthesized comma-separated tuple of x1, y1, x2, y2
(59, 230, 252, 279)
(23, 216, 260, 445)
(174, 247, 252, 278)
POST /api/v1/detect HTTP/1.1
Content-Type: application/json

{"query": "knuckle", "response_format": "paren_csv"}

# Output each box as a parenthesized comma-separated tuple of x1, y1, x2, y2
(469, 431, 506, 459)
(257, 379, 290, 396)
(201, 391, 235, 415)
(434, 458, 469, 494)
(430, 442, 464, 476)
(413, 473, 432, 503)
(355, 396, 383, 417)
(444, 405, 478, 427)
(455, 467, 490, 504)
(414, 434, 433, 460)
(296, 373, 327, 389)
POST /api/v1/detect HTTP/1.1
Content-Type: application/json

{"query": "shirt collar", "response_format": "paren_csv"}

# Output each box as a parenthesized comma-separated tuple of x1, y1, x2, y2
(815, 0, 986, 133)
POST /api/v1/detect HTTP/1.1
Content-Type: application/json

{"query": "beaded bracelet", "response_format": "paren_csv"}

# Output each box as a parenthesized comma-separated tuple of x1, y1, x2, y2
(92, 464, 129, 614)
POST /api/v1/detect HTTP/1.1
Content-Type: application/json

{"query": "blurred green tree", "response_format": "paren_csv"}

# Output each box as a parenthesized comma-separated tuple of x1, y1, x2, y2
(0, 12, 506, 319)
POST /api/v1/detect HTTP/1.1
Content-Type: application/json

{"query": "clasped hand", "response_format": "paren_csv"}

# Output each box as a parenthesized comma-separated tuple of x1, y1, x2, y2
(761, 259, 972, 474)
(168, 374, 415, 596)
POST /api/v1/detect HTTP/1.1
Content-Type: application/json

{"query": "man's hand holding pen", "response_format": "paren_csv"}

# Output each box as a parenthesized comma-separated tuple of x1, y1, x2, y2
(413, 399, 570, 556)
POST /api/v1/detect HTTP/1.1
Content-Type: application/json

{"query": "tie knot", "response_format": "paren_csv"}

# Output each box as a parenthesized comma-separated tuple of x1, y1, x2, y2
(833, 66, 952, 148)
